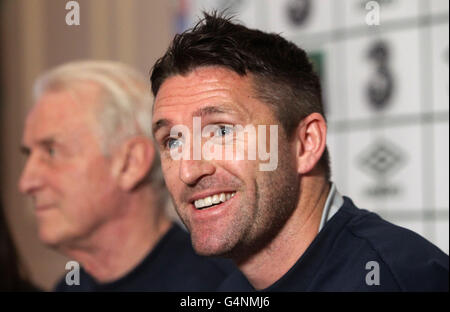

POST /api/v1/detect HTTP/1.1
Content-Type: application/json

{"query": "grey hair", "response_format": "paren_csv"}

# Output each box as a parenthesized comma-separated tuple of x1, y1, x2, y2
(33, 60, 166, 194)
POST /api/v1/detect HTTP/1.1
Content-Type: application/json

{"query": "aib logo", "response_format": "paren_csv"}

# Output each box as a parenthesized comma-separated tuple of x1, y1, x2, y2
(286, 0, 312, 27)
(366, 40, 394, 111)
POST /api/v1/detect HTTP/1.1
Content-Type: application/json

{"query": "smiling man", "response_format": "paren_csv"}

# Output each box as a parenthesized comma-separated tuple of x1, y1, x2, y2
(19, 60, 234, 291)
(150, 13, 448, 291)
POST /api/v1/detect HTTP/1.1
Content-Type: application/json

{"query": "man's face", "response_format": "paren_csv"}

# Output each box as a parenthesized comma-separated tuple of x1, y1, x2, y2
(152, 67, 299, 258)
(19, 84, 121, 248)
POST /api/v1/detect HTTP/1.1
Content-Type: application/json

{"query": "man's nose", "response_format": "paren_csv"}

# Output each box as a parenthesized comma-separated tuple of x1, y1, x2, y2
(18, 156, 44, 195)
(179, 158, 215, 186)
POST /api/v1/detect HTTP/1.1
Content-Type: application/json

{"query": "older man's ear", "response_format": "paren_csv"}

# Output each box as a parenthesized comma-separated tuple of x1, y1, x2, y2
(294, 112, 328, 175)
(112, 137, 155, 191)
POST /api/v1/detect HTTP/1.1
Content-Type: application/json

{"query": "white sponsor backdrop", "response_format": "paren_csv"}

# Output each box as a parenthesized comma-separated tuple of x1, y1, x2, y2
(177, 0, 449, 253)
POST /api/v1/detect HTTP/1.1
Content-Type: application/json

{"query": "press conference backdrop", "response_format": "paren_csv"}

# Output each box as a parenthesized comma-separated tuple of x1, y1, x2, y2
(177, 0, 449, 253)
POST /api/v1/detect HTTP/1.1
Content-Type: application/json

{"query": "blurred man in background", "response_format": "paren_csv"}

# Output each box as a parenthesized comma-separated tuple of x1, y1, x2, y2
(150, 13, 448, 291)
(1, 197, 39, 291)
(18, 60, 233, 291)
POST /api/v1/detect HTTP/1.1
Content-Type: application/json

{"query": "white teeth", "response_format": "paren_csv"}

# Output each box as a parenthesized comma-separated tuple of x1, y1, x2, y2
(194, 192, 236, 209)
(204, 197, 212, 206)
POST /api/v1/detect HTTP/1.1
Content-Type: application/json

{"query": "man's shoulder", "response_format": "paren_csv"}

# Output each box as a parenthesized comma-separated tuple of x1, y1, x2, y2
(340, 197, 448, 262)
(336, 197, 449, 291)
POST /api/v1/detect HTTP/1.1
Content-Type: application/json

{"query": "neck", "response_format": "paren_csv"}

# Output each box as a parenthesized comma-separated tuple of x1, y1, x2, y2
(237, 175, 330, 290)
(59, 188, 172, 283)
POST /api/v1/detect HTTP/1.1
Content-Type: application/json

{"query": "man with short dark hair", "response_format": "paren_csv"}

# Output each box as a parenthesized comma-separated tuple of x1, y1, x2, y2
(150, 13, 448, 291)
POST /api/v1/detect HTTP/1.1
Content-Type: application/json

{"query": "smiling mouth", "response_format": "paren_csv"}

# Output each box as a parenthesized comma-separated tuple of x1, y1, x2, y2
(193, 192, 236, 210)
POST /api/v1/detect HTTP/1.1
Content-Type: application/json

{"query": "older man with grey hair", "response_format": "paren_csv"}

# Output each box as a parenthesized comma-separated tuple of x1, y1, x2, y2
(19, 60, 234, 291)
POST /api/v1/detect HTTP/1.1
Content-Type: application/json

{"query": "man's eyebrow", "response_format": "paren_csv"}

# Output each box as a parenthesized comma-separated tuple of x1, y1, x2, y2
(152, 119, 171, 137)
(192, 105, 235, 117)
(38, 138, 56, 148)
(152, 105, 236, 137)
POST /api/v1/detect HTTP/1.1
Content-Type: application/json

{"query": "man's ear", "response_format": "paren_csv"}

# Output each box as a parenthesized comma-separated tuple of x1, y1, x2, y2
(294, 113, 327, 175)
(111, 137, 155, 191)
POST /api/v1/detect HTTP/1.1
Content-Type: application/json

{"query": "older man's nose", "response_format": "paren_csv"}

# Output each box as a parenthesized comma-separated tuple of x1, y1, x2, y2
(179, 158, 215, 186)
(19, 156, 44, 195)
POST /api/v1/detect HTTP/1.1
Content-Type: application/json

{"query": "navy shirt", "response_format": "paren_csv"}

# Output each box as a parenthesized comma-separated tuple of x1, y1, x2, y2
(55, 223, 235, 291)
(218, 197, 449, 291)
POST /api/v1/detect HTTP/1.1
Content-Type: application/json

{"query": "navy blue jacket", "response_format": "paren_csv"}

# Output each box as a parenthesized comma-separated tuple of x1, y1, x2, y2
(218, 197, 449, 291)
(55, 223, 235, 291)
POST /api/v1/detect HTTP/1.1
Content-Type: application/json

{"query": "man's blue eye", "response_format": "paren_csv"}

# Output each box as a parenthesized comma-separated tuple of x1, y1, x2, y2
(215, 125, 233, 137)
(167, 138, 183, 150)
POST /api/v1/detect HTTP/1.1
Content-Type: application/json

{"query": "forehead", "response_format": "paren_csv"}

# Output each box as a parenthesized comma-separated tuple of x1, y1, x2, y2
(157, 66, 246, 97)
(153, 67, 257, 118)
(23, 84, 101, 144)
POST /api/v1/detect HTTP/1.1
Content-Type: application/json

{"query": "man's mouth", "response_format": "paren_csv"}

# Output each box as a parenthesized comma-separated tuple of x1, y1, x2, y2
(35, 203, 55, 213)
(193, 192, 236, 210)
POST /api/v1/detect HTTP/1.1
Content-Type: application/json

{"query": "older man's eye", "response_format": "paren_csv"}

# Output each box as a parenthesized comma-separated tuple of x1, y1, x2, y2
(46, 146, 56, 157)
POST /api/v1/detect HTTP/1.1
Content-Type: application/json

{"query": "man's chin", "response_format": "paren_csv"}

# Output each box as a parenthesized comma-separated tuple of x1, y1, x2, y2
(38, 232, 63, 249)
(37, 226, 70, 249)
(194, 247, 235, 259)
(191, 236, 236, 258)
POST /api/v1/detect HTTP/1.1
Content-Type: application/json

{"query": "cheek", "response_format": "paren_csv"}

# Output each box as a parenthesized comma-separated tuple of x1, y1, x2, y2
(74, 162, 119, 221)
(65, 159, 114, 204)
(219, 158, 258, 185)
(161, 158, 182, 196)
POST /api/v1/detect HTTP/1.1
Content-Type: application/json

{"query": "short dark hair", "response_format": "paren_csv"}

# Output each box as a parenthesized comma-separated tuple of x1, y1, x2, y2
(151, 12, 331, 179)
